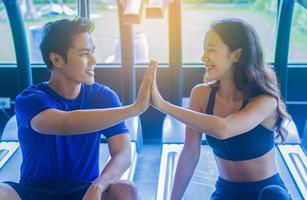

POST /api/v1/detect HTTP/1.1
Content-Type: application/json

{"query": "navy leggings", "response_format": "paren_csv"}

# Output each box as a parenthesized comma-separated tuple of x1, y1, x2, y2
(211, 173, 291, 200)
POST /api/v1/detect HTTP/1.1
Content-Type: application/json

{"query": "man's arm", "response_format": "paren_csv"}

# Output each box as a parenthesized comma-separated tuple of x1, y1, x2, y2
(30, 106, 137, 135)
(95, 133, 131, 192)
(81, 133, 131, 200)
(30, 61, 156, 135)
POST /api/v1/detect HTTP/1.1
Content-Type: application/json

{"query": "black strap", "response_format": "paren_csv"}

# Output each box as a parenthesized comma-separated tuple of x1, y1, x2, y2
(206, 85, 218, 115)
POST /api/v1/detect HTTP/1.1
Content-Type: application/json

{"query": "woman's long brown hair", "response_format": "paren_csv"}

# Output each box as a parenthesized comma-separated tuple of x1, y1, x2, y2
(210, 18, 290, 142)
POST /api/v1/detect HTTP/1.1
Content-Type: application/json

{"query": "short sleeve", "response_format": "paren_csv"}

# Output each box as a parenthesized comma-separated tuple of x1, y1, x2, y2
(15, 89, 56, 129)
(95, 86, 129, 138)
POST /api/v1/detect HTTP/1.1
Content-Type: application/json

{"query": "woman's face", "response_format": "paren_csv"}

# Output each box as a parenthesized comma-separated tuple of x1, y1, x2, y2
(201, 30, 239, 81)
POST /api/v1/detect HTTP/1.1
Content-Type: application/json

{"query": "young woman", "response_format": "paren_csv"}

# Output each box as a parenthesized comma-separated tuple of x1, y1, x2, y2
(150, 18, 291, 200)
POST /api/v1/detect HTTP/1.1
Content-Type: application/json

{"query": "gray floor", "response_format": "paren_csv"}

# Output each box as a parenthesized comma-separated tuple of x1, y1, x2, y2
(133, 144, 218, 200)
(134, 144, 162, 200)
(183, 145, 217, 200)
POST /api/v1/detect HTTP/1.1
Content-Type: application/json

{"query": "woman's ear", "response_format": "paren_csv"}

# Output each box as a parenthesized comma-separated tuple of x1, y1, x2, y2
(232, 48, 242, 63)
(49, 53, 65, 69)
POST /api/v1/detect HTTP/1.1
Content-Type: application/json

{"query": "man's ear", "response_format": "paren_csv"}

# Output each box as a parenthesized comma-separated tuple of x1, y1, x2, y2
(50, 53, 65, 68)
(232, 48, 242, 63)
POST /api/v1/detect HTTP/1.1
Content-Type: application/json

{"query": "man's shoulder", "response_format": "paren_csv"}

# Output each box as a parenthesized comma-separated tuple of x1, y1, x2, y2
(85, 83, 121, 107)
(86, 82, 118, 97)
(14, 82, 53, 114)
(16, 82, 48, 101)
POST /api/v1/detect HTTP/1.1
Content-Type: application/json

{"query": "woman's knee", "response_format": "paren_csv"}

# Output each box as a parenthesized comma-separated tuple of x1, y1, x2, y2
(258, 185, 290, 200)
(106, 180, 139, 200)
(0, 183, 21, 200)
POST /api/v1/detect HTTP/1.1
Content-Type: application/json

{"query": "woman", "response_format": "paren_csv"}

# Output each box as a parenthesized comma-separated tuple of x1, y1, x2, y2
(150, 18, 291, 200)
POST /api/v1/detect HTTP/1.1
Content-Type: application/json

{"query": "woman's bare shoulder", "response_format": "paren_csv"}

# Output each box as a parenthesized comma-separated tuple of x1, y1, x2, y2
(189, 83, 213, 112)
(192, 83, 212, 94)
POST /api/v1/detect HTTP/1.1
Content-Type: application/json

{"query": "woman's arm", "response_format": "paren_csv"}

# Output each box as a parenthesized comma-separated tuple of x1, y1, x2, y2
(170, 86, 204, 200)
(170, 130, 202, 200)
(151, 63, 277, 139)
(158, 95, 277, 139)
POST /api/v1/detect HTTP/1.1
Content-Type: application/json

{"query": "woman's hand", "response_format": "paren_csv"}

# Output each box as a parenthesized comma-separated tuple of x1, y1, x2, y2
(133, 60, 157, 115)
(150, 61, 166, 110)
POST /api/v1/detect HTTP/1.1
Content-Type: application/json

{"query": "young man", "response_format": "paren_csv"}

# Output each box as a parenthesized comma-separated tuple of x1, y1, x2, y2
(0, 18, 154, 200)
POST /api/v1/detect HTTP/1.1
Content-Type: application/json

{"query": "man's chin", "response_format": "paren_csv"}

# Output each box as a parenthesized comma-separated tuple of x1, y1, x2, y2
(84, 78, 95, 85)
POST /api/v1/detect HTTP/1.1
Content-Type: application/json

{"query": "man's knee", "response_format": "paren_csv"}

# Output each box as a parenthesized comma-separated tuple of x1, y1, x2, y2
(258, 185, 290, 200)
(107, 180, 139, 200)
(0, 183, 21, 200)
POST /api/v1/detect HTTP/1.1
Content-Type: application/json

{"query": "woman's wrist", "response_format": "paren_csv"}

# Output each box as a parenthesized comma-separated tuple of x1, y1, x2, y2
(159, 99, 169, 113)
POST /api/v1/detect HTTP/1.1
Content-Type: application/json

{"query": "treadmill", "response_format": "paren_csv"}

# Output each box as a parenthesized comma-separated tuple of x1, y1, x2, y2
(0, 115, 142, 182)
(156, 98, 306, 200)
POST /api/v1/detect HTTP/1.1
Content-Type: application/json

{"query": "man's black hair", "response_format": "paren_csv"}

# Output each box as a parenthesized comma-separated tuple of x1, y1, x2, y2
(39, 18, 95, 70)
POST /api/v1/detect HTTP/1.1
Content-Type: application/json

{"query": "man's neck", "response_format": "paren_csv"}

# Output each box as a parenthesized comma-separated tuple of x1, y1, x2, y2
(47, 74, 81, 99)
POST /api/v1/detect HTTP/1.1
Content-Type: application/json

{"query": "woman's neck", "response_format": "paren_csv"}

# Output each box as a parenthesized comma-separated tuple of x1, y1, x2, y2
(218, 79, 243, 102)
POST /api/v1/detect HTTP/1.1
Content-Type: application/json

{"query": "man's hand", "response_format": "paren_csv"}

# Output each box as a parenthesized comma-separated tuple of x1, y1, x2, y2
(133, 60, 157, 114)
(82, 182, 103, 200)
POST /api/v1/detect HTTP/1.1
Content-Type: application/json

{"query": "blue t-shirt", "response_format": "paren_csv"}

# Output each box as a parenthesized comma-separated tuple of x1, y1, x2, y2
(14, 82, 129, 183)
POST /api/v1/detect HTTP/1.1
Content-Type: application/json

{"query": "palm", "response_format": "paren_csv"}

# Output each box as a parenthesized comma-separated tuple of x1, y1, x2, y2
(151, 69, 163, 109)
(135, 60, 157, 113)
(136, 81, 150, 113)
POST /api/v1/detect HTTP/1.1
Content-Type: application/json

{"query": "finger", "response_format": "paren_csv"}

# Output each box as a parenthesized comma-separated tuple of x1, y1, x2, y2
(139, 67, 152, 92)
(140, 60, 157, 94)
(152, 63, 157, 86)
(144, 61, 156, 85)
(144, 60, 154, 79)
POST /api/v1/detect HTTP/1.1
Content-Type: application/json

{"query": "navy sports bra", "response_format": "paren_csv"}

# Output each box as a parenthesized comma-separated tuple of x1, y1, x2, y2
(205, 85, 275, 161)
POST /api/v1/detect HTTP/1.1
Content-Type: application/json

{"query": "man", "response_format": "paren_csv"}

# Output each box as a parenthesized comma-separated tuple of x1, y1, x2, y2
(0, 18, 154, 200)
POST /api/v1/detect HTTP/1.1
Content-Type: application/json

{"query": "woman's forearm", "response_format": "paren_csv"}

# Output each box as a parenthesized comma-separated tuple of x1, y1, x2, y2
(159, 101, 226, 139)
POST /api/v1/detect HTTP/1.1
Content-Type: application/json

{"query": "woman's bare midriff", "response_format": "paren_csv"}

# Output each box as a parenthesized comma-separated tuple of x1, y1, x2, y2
(214, 148, 278, 182)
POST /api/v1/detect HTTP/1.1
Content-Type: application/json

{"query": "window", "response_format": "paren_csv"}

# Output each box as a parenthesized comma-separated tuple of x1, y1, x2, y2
(22, 0, 78, 63)
(0, 2, 16, 63)
(90, 0, 120, 64)
(288, 3, 307, 63)
(182, 0, 277, 64)
(133, 14, 169, 64)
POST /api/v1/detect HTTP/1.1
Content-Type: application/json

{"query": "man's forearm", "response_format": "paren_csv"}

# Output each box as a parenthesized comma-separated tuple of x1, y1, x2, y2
(94, 155, 131, 192)
(63, 104, 138, 135)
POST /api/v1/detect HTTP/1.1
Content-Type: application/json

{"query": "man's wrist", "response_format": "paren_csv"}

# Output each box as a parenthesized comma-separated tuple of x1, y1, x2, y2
(93, 178, 111, 193)
(128, 103, 139, 116)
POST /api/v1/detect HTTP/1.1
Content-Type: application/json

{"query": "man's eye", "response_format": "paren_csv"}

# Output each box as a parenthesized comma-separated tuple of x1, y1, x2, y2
(80, 52, 89, 56)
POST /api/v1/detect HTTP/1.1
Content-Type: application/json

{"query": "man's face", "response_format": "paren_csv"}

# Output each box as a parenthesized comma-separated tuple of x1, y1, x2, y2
(60, 32, 97, 85)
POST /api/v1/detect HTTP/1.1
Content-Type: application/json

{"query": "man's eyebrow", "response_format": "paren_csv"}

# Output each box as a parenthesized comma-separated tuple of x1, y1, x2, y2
(76, 46, 96, 52)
